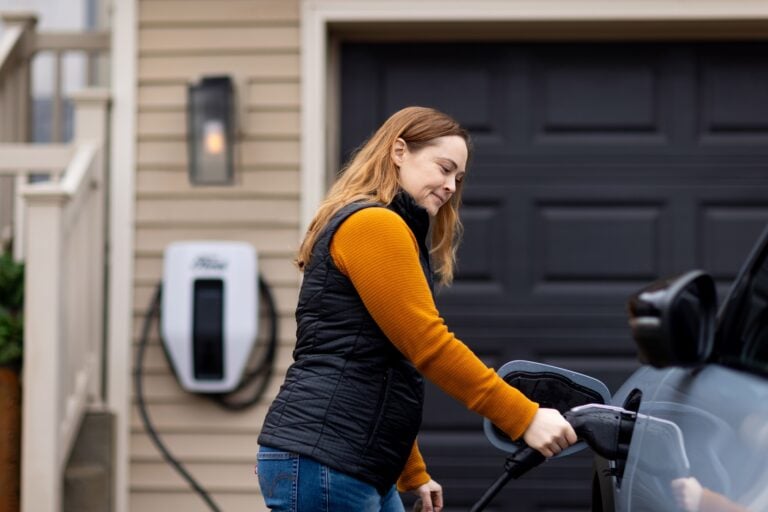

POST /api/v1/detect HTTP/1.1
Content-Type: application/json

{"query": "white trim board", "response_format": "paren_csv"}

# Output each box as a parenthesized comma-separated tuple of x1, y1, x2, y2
(299, 0, 768, 231)
(304, 0, 768, 22)
(108, 0, 137, 511)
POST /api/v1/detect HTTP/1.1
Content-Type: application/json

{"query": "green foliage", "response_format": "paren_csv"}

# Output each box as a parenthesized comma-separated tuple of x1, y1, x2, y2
(0, 252, 23, 367)
(0, 252, 24, 311)
(0, 309, 23, 365)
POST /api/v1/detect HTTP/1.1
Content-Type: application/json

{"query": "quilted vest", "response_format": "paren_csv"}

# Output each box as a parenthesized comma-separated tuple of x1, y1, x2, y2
(258, 192, 433, 494)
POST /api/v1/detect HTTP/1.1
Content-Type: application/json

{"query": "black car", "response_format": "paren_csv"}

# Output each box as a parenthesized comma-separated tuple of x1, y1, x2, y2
(482, 225, 768, 512)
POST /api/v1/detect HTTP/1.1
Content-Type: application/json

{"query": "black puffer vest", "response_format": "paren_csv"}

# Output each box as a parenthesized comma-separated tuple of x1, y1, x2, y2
(258, 193, 433, 494)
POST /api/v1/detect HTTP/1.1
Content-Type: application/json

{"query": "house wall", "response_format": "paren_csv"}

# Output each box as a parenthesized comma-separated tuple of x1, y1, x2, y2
(132, 1, 300, 509)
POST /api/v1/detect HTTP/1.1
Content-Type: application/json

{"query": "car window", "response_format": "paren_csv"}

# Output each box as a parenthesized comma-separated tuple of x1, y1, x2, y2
(716, 226, 768, 377)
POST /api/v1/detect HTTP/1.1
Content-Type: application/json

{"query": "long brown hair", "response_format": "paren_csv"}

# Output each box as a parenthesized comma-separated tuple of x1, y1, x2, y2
(297, 106, 472, 286)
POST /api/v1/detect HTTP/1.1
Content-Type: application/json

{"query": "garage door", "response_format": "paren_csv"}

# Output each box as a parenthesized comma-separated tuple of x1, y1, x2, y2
(341, 42, 768, 512)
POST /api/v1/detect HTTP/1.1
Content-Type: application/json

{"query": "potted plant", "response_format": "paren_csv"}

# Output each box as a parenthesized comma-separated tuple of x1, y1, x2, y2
(0, 250, 23, 512)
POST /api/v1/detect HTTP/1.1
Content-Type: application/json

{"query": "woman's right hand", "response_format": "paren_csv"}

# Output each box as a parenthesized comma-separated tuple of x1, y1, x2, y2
(522, 407, 578, 457)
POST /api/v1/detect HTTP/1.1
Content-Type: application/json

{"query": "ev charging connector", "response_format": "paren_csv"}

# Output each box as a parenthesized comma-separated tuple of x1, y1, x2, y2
(161, 241, 258, 393)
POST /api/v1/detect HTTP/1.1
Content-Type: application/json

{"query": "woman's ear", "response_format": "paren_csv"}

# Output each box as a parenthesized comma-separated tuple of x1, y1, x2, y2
(391, 137, 406, 166)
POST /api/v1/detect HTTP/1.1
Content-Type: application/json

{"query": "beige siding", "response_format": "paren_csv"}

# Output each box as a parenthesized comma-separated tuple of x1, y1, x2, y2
(139, 54, 299, 81)
(130, 493, 261, 512)
(131, 432, 263, 459)
(139, 1, 298, 25)
(136, 168, 300, 196)
(130, 461, 256, 491)
(132, 1, 300, 509)
(134, 227, 299, 255)
(129, 370, 288, 403)
(140, 27, 299, 53)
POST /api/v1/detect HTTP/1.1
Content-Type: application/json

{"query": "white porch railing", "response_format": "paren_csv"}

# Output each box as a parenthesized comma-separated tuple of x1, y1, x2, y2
(0, 12, 111, 512)
(0, 88, 110, 512)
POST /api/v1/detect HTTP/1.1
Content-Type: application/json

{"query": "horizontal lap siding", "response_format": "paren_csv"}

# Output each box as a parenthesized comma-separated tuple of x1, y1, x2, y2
(132, 1, 300, 510)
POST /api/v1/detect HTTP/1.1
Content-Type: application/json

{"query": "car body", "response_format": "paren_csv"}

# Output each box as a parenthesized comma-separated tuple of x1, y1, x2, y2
(483, 225, 768, 512)
(593, 225, 768, 511)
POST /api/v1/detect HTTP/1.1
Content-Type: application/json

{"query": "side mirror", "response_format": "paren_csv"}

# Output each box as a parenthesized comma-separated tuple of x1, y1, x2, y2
(483, 360, 611, 457)
(627, 270, 717, 368)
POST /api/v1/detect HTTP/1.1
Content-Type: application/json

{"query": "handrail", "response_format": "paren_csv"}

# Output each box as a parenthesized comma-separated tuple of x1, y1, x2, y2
(57, 141, 98, 193)
(0, 144, 74, 172)
(0, 143, 73, 258)
(35, 31, 110, 52)
(53, 142, 101, 225)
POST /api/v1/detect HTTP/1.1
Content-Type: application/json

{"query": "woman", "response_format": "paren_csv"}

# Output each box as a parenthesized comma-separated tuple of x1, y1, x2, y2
(257, 106, 576, 512)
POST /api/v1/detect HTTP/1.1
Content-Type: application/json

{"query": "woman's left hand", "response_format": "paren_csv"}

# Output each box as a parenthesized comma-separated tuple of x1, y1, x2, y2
(412, 479, 443, 512)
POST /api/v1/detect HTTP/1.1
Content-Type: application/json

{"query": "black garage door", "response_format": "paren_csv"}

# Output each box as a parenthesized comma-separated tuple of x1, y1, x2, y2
(341, 42, 768, 512)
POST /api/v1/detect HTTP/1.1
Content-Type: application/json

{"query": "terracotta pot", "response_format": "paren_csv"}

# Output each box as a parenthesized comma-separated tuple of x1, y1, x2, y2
(0, 366, 21, 512)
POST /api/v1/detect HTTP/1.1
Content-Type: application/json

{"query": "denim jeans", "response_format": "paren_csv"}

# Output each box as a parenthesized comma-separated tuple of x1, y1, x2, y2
(257, 446, 406, 512)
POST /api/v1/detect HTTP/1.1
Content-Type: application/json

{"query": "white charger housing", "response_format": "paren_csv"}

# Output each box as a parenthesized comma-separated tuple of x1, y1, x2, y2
(161, 241, 258, 393)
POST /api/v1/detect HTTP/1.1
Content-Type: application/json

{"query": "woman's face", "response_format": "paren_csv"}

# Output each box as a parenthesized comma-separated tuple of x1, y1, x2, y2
(392, 135, 468, 217)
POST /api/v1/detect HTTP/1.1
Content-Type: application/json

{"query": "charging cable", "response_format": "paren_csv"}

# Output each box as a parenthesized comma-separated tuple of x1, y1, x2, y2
(135, 275, 279, 511)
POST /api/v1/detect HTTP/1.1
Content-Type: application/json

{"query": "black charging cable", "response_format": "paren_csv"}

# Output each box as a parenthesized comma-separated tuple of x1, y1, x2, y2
(135, 284, 222, 511)
(135, 275, 280, 512)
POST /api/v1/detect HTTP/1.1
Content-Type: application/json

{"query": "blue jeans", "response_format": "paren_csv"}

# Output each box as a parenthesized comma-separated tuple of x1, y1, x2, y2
(256, 446, 406, 512)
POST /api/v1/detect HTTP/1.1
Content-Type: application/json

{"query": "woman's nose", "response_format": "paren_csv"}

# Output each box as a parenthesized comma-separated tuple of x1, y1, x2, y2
(444, 176, 456, 193)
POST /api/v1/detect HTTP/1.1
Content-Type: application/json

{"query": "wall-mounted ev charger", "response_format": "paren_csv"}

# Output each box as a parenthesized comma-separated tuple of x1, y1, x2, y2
(136, 240, 278, 512)
(161, 241, 258, 393)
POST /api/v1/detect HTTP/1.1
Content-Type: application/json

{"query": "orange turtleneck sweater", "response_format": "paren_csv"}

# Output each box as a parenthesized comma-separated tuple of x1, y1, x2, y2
(330, 206, 539, 492)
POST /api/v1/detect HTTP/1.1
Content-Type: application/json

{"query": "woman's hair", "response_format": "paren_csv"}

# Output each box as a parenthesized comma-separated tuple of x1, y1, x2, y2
(296, 106, 472, 286)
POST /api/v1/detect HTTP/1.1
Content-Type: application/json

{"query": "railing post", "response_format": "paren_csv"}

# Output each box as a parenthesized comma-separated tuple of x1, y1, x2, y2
(72, 88, 110, 143)
(71, 88, 110, 403)
(20, 187, 66, 512)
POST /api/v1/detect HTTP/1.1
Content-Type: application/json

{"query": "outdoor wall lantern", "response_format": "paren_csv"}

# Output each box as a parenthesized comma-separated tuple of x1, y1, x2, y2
(187, 75, 235, 185)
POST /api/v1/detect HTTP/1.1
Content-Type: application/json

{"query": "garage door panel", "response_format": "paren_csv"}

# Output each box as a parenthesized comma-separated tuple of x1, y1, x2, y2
(534, 204, 662, 282)
(383, 62, 496, 133)
(447, 183, 524, 302)
(448, 186, 676, 310)
(535, 60, 660, 135)
(701, 204, 768, 279)
(456, 197, 507, 285)
(530, 44, 676, 149)
(699, 45, 768, 138)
